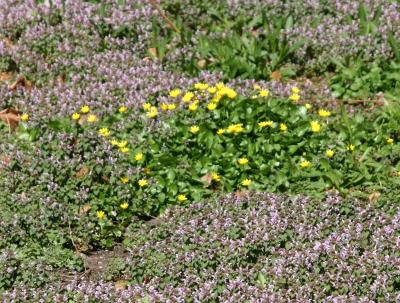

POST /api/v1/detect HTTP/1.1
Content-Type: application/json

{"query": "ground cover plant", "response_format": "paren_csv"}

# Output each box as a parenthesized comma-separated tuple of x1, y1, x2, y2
(1, 0, 400, 301)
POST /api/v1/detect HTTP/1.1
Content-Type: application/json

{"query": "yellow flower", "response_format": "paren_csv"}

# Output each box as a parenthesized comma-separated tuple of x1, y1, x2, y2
(87, 114, 97, 123)
(216, 82, 225, 90)
(258, 120, 273, 128)
(310, 120, 321, 133)
(138, 179, 148, 187)
(98, 128, 111, 137)
(120, 202, 129, 210)
(120, 177, 129, 184)
(387, 138, 394, 144)
(188, 103, 198, 111)
(207, 103, 217, 111)
(300, 160, 311, 168)
(182, 92, 194, 103)
(253, 84, 261, 90)
(346, 144, 355, 151)
(217, 128, 225, 135)
(161, 103, 168, 111)
(118, 106, 127, 113)
(190, 125, 200, 134)
(259, 90, 269, 97)
(242, 179, 252, 186)
(318, 109, 331, 117)
(305, 103, 312, 110)
(178, 194, 187, 202)
(97, 210, 105, 219)
(238, 158, 249, 165)
(194, 83, 209, 90)
(81, 105, 90, 114)
(120, 147, 130, 153)
(143, 103, 152, 111)
(72, 113, 80, 120)
(169, 89, 181, 98)
(147, 111, 157, 119)
(280, 123, 288, 132)
(211, 172, 221, 182)
(110, 139, 119, 146)
(167, 103, 176, 111)
(147, 107, 158, 118)
(291, 86, 300, 94)
(117, 140, 128, 148)
(135, 152, 143, 161)
(21, 113, 29, 122)
(226, 88, 237, 99)
(227, 123, 244, 134)
(207, 87, 217, 94)
(289, 94, 300, 102)
(326, 149, 335, 158)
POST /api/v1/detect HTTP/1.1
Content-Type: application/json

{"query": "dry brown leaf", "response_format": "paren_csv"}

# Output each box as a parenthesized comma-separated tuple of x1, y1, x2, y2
(197, 59, 206, 68)
(234, 189, 248, 199)
(148, 48, 157, 58)
(270, 70, 281, 82)
(9, 75, 32, 92)
(368, 192, 381, 203)
(0, 108, 20, 131)
(79, 204, 91, 216)
(75, 166, 89, 178)
(0, 71, 14, 84)
(200, 173, 213, 187)
(115, 280, 127, 290)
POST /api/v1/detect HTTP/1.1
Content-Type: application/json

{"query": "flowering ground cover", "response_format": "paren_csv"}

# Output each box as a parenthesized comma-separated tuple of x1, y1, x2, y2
(1, 0, 400, 302)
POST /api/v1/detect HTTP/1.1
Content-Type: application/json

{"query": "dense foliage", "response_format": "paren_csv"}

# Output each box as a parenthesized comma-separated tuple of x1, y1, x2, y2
(1, 0, 400, 301)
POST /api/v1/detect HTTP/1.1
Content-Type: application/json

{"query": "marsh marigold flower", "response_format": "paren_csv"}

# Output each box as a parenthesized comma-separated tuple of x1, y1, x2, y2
(87, 114, 97, 123)
(208, 87, 217, 94)
(280, 123, 288, 132)
(120, 202, 128, 209)
(217, 128, 225, 135)
(242, 179, 252, 186)
(259, 90, 269, 97)
(227, 123, 244, 134)
(326, 149, 335, 158)
(119, 106, 127, 113)
(182, 92, 194, 103)
(143, 103, 151, 111)
(190, 126, 200, 134)
(188, 103, 198, 111)
(310, 121, 321, 133)
(291, 86, 300, 94)
(318, 109, 331, 117)
(97, 210, 105, 219)
(238, 158, 249, 165)
(169, 89, 181, 98)
(167, 103, 176, 111)
(81, 106, 90, 114)
(135, 152, 143, 161)
(258, 120, 273, 128)
(194, 83, 209, 90)
(98, 128, 111, 137)
(120, 147, 129, 153)
(207, 103, 217, 111)
(21, 113, 29, 122)
(387, 138, 394, 144)
(147, 107, 157, 118)
(289, 94, 300, 102)
(305, 103, 312, 110)
(72, 113, 80, 120)
(211, 172, 221, 182)
(120, 177, 129, 184)
(300, 160, 311, 168)
(138, 179, 148, 187)
(347, 144, 355, 151)
(178, 194, 187, 202)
